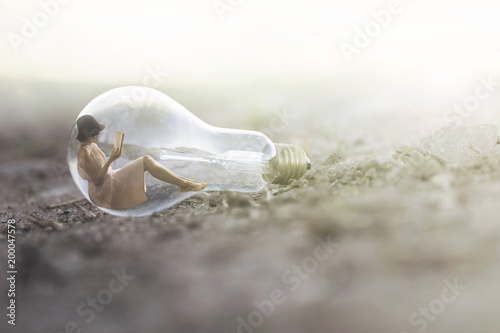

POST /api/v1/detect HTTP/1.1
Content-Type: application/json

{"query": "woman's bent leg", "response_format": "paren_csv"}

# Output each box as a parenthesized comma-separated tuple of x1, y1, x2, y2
(142, 156, 207, 192)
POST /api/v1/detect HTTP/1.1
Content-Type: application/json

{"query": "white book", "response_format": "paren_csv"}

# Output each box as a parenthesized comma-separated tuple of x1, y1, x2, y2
(114, 130, 124, 154)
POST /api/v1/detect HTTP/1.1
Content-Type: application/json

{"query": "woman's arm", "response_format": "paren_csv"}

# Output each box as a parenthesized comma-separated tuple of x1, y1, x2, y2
(78, 146, 121, 186)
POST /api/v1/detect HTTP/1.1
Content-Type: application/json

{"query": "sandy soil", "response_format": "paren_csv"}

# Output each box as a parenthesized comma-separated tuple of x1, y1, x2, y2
(2, 80, 500, 333)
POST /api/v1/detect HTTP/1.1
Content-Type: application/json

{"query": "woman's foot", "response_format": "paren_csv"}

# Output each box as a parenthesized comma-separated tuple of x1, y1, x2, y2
(180, 180, 208, 192)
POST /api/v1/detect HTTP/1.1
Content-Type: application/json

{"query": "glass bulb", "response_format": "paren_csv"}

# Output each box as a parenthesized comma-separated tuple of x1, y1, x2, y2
(67, 86, 310, 217)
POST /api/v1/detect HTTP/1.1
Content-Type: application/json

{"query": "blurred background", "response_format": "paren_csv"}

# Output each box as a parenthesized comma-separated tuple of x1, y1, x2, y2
(3, 1, 500, 333)
(2, 0, 500, 159)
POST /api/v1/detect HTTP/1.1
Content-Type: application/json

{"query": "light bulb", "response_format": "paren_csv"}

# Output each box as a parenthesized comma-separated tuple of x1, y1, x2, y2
(67, 86, 310, 217)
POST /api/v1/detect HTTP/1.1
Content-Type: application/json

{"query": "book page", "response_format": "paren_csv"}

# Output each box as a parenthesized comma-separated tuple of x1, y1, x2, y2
(114, 130, 124, 154)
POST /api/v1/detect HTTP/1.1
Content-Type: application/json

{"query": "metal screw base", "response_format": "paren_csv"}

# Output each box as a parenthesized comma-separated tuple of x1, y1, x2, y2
(271, 143, 311, 185)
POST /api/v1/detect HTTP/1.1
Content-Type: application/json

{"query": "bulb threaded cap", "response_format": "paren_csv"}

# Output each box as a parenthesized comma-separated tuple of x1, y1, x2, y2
(271, 143, 311, 185)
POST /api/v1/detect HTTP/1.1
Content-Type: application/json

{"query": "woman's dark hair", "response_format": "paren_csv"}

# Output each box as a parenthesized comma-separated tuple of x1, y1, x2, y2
(76, 115, 105, 142)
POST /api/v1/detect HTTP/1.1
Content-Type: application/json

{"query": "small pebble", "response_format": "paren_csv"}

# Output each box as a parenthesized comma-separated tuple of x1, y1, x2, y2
(225, 192, 250, 208)
(208, 192, 223, 207)
(323, 153, 341, 166)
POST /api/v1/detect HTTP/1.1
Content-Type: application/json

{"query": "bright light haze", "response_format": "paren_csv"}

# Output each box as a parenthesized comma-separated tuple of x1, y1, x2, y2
(1, 0, 500, 85)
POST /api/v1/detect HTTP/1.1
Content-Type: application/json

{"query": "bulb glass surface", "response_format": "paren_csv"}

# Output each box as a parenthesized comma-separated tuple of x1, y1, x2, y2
(68, 86, 277, 216)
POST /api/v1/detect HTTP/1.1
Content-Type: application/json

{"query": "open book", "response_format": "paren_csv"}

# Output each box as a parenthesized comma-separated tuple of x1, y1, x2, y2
(114, 130, 124, 154)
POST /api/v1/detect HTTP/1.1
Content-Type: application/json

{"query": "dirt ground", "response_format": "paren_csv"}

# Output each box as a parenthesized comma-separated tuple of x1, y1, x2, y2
(2, 80, 500, 333)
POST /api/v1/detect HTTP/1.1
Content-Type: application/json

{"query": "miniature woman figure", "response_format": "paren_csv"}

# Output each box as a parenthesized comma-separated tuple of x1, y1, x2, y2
(76, 115, 207, 210)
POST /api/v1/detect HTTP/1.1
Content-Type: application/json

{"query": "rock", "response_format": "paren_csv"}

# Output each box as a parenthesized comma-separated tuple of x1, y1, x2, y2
(224, 192, 251, 208)
(419, 124, 498, 162)
(208, 192, 223, 207)
(323, 153, 341, 166)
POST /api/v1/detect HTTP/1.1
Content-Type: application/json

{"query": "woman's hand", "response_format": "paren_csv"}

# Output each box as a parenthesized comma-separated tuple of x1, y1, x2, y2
(110, 147, 121, 162)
